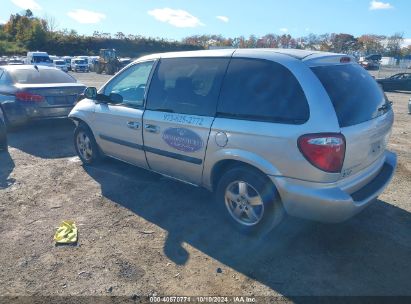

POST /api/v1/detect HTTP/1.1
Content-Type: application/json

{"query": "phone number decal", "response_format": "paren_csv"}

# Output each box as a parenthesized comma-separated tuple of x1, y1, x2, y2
(163, 113, 204, 126)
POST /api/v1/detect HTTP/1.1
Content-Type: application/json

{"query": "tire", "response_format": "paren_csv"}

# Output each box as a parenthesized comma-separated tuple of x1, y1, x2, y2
(74, 123, 101, 165)
(0, 108, 15, 132)
(216, 166, 284, 236)
(0, 119, 7, 152)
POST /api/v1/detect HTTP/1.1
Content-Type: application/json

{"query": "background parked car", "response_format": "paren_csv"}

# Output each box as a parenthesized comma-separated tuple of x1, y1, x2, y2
(377, 73, 411, 91)
(71, 58, 89, 72)
(7, 57, 24, 65)
(88, 57, 99, 72)
(118, 57, 132, 69)
(0, 106, 7, 151)
(359, 60, 380, 70)
(359, 54, 381, 70)
(53, 59, 68, 72)
(62, 56, 72, 71)
(0, 65, 86, 128)
(25, 51, 54, 67)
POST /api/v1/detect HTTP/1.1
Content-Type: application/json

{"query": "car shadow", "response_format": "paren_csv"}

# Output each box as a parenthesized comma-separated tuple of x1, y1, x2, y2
(7, 119, 76, 159)
(0, 149, 15, 189)
(84, 159, 411, 297)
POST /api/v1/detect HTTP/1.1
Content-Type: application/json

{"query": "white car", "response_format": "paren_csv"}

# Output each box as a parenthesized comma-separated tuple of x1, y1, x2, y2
(25, 51, 54, 67)
(71, 58, 89, 72)
(53, 59, 68, 72)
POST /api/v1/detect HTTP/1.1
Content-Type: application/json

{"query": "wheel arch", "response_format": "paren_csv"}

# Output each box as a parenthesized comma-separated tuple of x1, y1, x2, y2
(71, 117, 98, 140)
(209, 157, 281, 195)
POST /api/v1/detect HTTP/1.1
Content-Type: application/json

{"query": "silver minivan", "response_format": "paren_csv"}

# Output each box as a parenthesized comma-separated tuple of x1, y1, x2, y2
(69, 49, 397, 234)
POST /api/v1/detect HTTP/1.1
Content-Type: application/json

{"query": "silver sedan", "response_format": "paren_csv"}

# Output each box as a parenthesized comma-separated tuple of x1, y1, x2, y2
(0, 65, 86, 128)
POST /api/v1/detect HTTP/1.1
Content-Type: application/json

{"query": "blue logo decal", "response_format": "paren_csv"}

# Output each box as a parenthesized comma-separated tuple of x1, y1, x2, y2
(162, 128, 204, 153)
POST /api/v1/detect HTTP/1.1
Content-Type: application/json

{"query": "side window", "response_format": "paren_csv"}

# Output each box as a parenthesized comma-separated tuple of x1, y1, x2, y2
(146, 57, 230, 116)
(104, 61, 155, 107)
(217, 58, 309, 124)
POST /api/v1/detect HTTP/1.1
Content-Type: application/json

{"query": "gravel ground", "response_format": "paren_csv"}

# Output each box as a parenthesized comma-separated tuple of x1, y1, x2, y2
(0, 70, 410, 301)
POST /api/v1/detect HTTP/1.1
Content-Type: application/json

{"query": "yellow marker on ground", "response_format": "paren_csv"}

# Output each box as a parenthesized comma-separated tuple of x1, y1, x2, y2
(54, 220, 77, 244)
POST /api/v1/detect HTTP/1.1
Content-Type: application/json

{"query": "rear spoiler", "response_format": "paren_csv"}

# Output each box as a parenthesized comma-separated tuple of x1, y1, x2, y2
(303, 54, 355, 67)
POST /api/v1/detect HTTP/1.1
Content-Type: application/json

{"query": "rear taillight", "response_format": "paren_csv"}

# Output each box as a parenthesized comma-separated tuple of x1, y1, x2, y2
(15, 92, 44, 102)
(298, 133, 346, 173)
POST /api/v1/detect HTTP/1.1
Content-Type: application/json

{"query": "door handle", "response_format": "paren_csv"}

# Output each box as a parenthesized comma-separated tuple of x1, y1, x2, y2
(126, 121, 140, 129)
(144, 124, 159, 133)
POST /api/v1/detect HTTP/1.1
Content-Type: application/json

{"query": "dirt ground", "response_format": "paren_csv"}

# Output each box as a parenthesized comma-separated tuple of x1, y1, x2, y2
(0, 69, 410, 302)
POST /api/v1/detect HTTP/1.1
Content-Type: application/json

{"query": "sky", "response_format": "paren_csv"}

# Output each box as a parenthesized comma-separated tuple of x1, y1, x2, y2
(1, 0, 410, 45)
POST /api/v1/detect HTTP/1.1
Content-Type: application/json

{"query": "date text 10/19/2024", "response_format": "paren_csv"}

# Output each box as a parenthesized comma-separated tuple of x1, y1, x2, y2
(149, 296, 257, 303)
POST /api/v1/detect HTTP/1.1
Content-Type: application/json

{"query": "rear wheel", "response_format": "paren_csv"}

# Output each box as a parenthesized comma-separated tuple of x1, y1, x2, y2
(74, 124, 101, 165)
(216, 166, 284, 236)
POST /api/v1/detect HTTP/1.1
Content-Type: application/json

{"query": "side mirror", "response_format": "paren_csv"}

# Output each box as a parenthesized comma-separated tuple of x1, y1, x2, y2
(84, 87, 97, 99)
(109, 93, 123, 104)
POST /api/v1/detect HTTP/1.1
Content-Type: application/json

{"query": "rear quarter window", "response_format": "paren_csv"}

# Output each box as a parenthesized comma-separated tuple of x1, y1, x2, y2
(217, 58, 309, 124)
(311, 64, 388, 127)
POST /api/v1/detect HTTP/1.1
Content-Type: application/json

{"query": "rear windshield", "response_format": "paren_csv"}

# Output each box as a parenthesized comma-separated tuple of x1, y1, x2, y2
(311, 64, 389, 127)
(54, 60, 65, 65)
(10, 69, 76, 84)
(74, 60, 86, 64)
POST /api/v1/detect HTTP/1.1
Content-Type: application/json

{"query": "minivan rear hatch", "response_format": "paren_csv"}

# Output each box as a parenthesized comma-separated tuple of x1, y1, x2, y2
(311, 63, 393, 179)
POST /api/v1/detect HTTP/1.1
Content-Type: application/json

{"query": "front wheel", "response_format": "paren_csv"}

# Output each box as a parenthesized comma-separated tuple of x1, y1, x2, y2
(74, 124, 101, 165)
(216, 166, 284, 236)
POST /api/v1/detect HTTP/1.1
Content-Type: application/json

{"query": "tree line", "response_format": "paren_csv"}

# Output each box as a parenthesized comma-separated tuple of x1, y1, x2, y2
(183, 33, 410, 58)
(1, 10, 410, 58)
(0, 10, 201, 56)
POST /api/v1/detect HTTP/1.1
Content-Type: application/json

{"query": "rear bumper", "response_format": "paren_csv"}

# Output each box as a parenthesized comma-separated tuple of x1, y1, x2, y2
(270, 150, 397, 223)
(3, 101, 73, 126)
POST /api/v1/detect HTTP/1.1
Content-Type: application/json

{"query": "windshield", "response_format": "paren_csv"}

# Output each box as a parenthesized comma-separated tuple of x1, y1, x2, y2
(32, 56, 52, 63)
(311, 64, 389, 127)
(54, 61, 65, 65)
(74, 59, 86, 64)
(10, 69, 76, 84)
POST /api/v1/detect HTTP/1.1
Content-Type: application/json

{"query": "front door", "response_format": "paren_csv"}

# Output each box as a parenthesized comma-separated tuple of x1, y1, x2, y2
(93, 60, 155, 168)
(143, 57, 230, 185)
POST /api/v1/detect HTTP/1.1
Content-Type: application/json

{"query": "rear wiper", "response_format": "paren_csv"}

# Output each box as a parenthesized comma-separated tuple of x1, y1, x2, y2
(378, 101, 392, 112)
